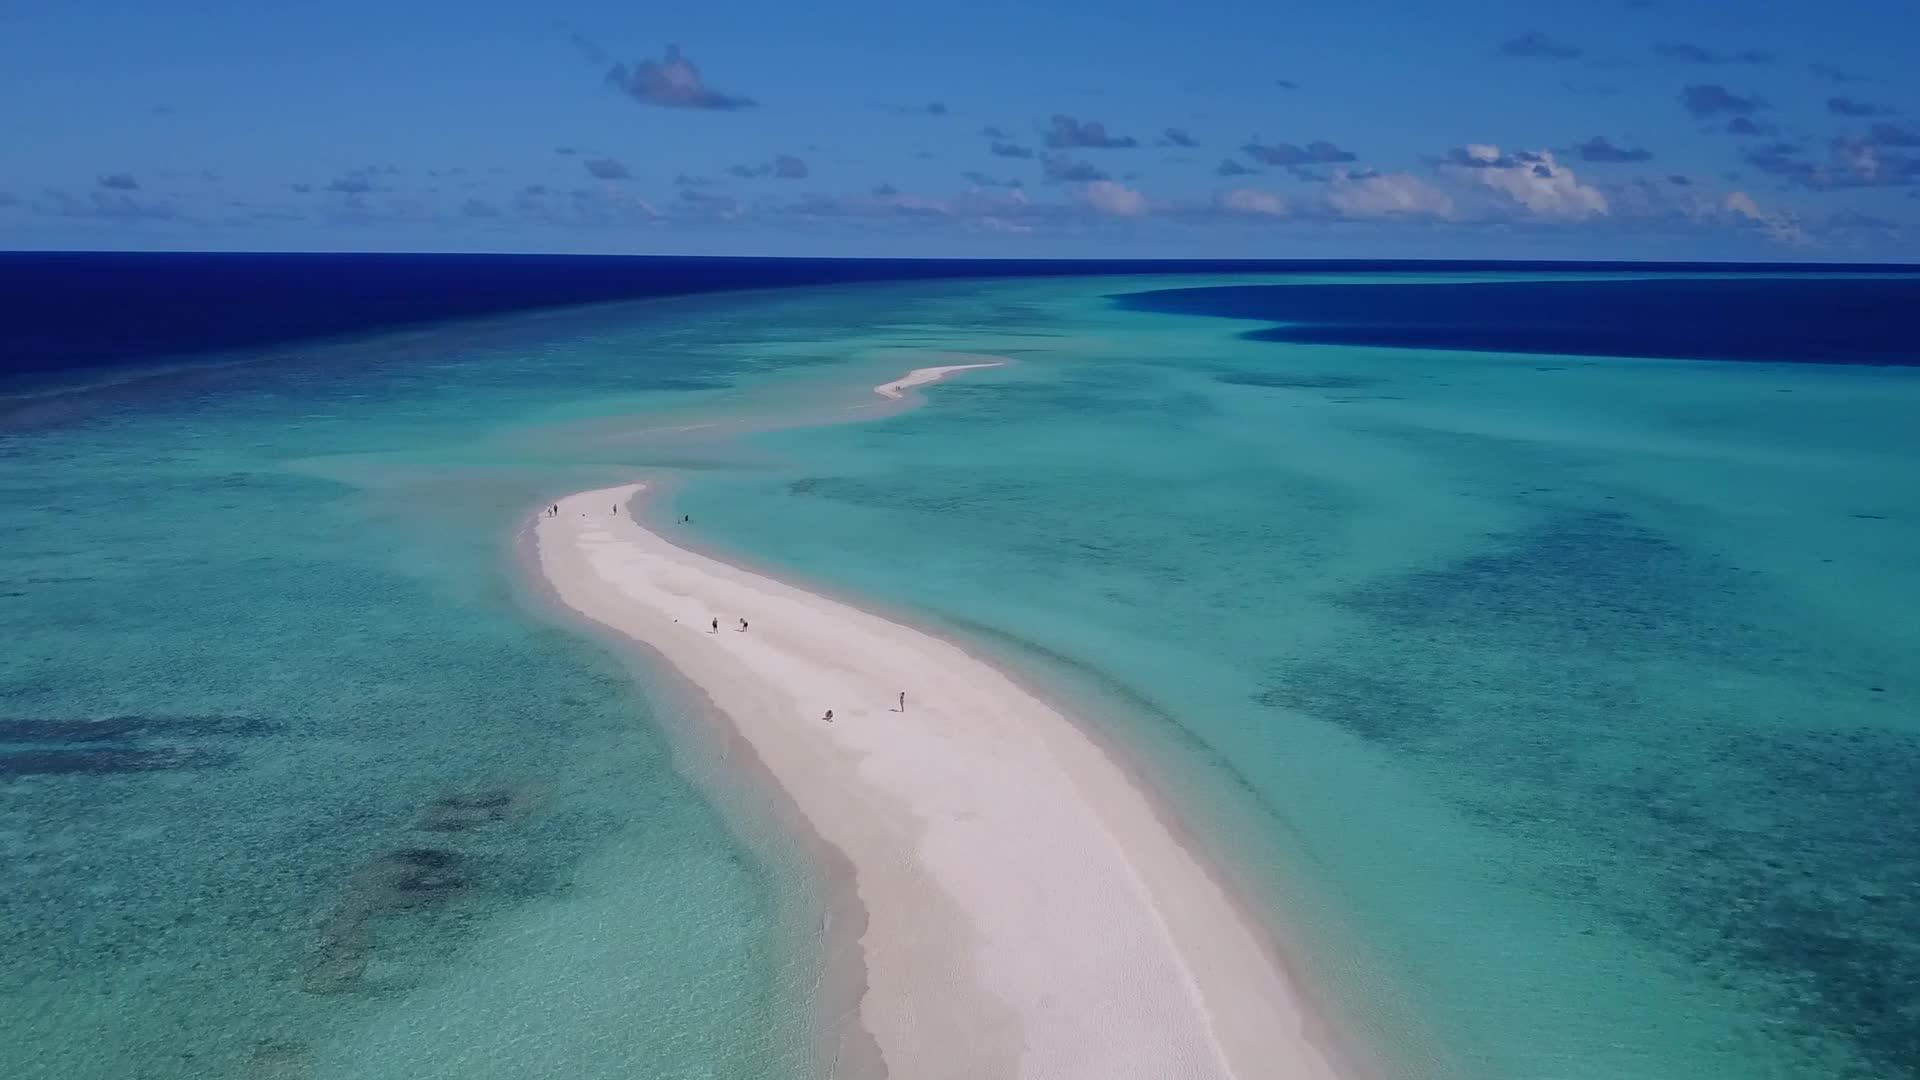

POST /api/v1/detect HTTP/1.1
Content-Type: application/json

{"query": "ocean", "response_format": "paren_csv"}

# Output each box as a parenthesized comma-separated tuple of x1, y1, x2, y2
(3, 256, 1917, 1078)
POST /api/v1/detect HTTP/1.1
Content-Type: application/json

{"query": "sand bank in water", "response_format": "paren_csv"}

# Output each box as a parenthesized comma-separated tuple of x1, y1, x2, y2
(533, 475, 1351, 1079)
(872, 360, 1004, 399)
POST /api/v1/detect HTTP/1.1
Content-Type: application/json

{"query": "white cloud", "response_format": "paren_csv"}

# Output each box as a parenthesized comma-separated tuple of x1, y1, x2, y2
(1450, 145, 1608, 219)
(1221, 188, 1287, 216)
(1078, 180, 1147, 217)
(1724, 190, 1807, 244)
(1325, 171, 1455, 218)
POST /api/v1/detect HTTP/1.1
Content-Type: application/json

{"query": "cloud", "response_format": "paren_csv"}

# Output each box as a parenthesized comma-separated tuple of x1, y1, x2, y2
(1242, 139, 1356, 166)
(1443, 144, 1607, 218)
(673, 173, 718, 187)
(1274, 79, 1302, 90)
(1498, 32, 1582, 59)
(35, 188, 176, 221)
(583, 157, 631, 180)
(289, 182, 314, 193)
(1077, 180, 1147, 216)
(990, 140, 1035, 159)
(604, 44, 754, 110)
(509, 183, 662, 226)
(1742, 131, 1920, 190)
(1868, 123, 1920, 148)
(1574, 136, 1653, 163)
(1325, 171, 1455, 218)
(961, 171, 1023, 188)
(1809, 63, 1870, 84)
(1828, 97, 1894, 118)
(1653, 42, 1773, 64)
(460, 198, 501, 218)
(896, 102, 948, 116)
(727, 154, 809, 180)
(1724, 117, 1776, 136)
(325, 170, 380, 194)
(1742, 142, 1814, 182)
(1823, 209, 1901, 232)
(1724, 190, 1804, 244)
(1216, 158, 1257, 176)
(1042, 153, 1108, 182)
(1220, 188, 1286, 216)
(678, 188, 743, 218)
(771, 183, 1040, 227)
(980, 126, 1011, 139)
(97, 173, 139, 191)
(1667, 173, 1692, 186)
(1043, 115, 1137, 149)
(1682, 84, 1766, 117)
(1158, 127, 1198, 148)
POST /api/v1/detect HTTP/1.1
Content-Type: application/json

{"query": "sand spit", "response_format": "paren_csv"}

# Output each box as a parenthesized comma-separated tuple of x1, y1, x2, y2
(532, 480, 1350, 1080)
(872, 361, 1005, 400)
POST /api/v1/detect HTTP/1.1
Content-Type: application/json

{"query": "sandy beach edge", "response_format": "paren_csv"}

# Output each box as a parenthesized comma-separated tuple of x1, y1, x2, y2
(508, 519, 888, 1080)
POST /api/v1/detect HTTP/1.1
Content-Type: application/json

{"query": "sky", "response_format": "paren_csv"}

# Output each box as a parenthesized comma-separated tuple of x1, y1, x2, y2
(3, 0, 1917, 260)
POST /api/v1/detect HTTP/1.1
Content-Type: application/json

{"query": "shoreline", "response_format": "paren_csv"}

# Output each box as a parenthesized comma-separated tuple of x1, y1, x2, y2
(531, 463, 1354, 1075)
(508, 513, 886, 1080)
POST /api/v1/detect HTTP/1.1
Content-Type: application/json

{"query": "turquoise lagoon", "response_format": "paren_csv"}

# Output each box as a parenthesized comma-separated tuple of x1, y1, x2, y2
(3, 273, 1917, 1079)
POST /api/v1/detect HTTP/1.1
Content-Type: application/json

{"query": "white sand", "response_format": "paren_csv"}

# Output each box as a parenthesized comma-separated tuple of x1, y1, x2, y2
(533, 486, 1353, 1080)
(872, 361, 1005, 399)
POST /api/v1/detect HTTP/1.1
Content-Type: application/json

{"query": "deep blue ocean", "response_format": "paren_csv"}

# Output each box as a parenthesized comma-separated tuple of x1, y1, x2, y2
(3, 255, 1918, 1080)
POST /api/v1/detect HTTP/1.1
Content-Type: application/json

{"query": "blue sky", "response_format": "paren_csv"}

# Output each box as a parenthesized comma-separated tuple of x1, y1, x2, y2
(3, 0, 1917, 259)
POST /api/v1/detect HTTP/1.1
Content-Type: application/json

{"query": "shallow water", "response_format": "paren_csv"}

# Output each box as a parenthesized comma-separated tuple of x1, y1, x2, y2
(4, 272, 1918, 1078)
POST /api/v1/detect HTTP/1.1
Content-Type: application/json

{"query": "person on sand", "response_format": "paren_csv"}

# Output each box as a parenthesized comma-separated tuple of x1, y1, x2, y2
(711, 618, 719, 633)
(898, 691, 906, 713)
(738, 618, 748, 632)
(823, 709, 834, 723)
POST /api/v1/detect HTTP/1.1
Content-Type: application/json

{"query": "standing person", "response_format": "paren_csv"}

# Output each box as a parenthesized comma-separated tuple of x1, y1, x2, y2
(738, 618, 748, 632)
(898, 691, 906, 713)
(711, 618, 719, 633)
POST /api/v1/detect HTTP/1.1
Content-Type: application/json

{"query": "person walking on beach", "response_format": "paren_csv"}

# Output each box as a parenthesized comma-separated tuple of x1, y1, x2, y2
(711, 618, 719, 633)
(898, 691, 906, 713)
(738, 618, 748, 632)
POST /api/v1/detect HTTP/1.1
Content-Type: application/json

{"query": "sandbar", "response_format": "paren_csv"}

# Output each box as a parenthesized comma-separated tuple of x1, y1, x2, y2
(532, 474, 1352, 1078)
(872, 361, 1005, 399)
